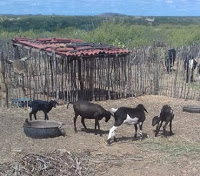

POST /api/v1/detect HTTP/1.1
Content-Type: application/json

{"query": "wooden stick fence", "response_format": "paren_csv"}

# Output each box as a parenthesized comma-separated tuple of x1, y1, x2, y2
(1, 41, 200, 108)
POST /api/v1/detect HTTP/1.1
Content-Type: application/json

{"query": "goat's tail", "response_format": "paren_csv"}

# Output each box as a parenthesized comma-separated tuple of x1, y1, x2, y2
(28, 101, 32, 112)
(144, 107, 148, 113)
(67, 102, 73, 109)
(28, 107, 32, 112)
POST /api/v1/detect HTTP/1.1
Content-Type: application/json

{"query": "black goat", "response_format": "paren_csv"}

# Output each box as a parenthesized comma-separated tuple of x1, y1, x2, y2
(67, 101, 112, 136)
(29, 100, 58, 120)
(152, 105, 174, 137)
(107, 104, 148, 145)
(165, 48, 176, 73)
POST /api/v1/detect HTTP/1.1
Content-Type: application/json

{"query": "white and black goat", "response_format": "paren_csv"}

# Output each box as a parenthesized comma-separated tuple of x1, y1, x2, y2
(184, 55, 197, 83)
(107, 104, 148, 145)
(152, 105, 174, 137)
(29, 100, 58, 120)
(67, 101, 112, 136)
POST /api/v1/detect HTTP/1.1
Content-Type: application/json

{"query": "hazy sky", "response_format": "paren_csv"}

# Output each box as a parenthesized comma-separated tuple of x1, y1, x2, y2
(0, 0, 199, 16)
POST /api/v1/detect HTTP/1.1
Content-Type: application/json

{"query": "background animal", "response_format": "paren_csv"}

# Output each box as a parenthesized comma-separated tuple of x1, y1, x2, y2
(5, 57, 30, 75)
(28, 100, 58, 120)
(184, 55, 197, 83)
(152, 105, 174, 137)
(67, 101, 111, 136)
(165, 48, 176, 73)
(197, 64, 200, 79)
(107, 104, 148, 145)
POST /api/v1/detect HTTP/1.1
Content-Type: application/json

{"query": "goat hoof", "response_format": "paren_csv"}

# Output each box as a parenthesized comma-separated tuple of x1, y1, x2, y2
(114, 137, 117, 142)
(107, 139, 112, 146)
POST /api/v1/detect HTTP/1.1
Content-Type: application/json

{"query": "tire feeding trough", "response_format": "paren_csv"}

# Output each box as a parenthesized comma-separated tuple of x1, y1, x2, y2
(182, 105, 200, 113)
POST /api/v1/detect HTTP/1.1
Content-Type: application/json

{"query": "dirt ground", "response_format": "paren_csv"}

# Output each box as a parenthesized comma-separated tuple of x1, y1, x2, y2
(1, 95, 200, 176)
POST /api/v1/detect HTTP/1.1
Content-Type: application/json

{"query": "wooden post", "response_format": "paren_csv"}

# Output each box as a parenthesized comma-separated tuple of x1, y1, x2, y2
(52, 50, 59, 99)
(78, 58, 84, 93)
(89, 58, 94, 101)
(13, 45, 21, 60)
(0, 52, 8, 108)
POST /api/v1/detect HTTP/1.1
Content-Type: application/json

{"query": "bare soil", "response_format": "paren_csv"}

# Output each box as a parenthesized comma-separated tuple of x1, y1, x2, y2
(1, 95, 200, 176)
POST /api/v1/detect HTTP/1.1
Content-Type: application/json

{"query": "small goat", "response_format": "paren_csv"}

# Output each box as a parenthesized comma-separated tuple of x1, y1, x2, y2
(67, 101, 112, 136)
(152, 105, 174, 137)
(29, 100, 58, 120)
(107, 104, 148, 145)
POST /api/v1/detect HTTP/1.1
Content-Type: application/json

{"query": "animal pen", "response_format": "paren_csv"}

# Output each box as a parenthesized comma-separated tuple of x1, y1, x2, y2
(0, 37, 132, 107)
(1, 37, 200, 108)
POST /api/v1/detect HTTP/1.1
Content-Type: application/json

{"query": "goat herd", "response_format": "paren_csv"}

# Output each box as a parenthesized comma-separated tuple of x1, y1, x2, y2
(28, 99, 174, 146)
(165, 48, 200, 83)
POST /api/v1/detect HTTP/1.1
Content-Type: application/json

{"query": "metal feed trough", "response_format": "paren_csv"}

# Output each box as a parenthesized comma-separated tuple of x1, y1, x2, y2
(23, 120, 65, 138)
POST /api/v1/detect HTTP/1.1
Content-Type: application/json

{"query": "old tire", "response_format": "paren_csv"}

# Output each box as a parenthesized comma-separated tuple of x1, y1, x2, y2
(182, 105, 200, 113)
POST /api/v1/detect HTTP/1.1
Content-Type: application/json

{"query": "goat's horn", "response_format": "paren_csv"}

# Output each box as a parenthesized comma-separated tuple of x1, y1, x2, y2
(20, 57, 29, 61)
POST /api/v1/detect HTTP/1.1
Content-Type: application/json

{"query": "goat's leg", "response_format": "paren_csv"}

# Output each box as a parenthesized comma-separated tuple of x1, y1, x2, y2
(107, 126, 118, 145)
(43, 111, 48, 120)
(155, 121, 163, 137)
(73, 115, 78, 132)
(94, 118, 101, 136)
(33, 113, 37, 120)
(163, 121, 170, 137)
(186, 68, 189, 83)
(81, 117, 87, 130)
(29, 113, 32, 121)
(139, 123, 143, 141)
(191, 69, 194, 82)
(134, 124, 138, 138)
(169, 120, 173, 135)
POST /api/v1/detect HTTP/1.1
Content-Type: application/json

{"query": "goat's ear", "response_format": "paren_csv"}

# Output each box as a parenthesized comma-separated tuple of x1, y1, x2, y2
(55, 98, 59, 105)
(144, 107, 148, 113)
(21, 57, 30, 62)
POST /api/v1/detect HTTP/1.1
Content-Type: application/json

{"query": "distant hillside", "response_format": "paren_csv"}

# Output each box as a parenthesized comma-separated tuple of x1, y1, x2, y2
(0, 15, 200, 32)
(98, 12, 126, 17)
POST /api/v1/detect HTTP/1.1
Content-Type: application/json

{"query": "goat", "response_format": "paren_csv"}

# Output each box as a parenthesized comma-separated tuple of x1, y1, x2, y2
(29, 100, 58, 120)
(197, 64, 200, 79)
(67, 101, 112, 136)
(152, 105, 174, 137)
(165, 48, 176, 73)
(107, 104, 148, 145)
(5, 57, 30, 75)
(184, 55, 197, 83)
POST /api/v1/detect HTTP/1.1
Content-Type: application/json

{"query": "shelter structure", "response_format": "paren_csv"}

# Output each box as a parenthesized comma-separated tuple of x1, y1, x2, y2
(2, 37, 131, 106)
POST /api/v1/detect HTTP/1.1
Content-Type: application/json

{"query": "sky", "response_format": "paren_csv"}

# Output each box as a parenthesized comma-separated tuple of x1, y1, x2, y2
(0, 0, 200, 16)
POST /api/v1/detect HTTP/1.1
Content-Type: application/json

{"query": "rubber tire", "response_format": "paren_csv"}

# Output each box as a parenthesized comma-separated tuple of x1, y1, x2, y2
(182, 105, 200, 113)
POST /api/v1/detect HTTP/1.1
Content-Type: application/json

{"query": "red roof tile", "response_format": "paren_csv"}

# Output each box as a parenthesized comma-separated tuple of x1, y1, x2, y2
(12, 37, 131, 57)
